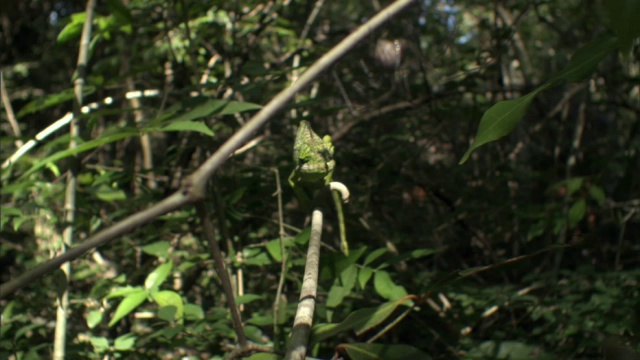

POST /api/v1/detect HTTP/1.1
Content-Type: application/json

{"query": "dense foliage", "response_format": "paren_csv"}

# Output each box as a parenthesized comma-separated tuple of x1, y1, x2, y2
(1, 0, 639, 359)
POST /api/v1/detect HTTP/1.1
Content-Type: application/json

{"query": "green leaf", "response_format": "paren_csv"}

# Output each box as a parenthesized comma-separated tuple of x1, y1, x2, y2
(604, 0, 640, 54)
(569, 199, 587, 227)
(106, 286, 142, 298)
(159, 120, 214, 136)
(109, 290, 147, 326)
(342, 343, 431, 360)
(113, 333, 136, 351)
(106, 0, 132, 25)
(374, 270, 409, 301)
(152, 290, 184, 320)
(552, 36, 618, 83)
(565, 177, 584, 196)
(87, 310, 103, 329)
(311, 300, 411, 344)
(459, 90, 541, 164)
(20, 128, 139, 179)
(588, 185, 606, 206)
(358, 267, 373, 289)
(184, 304, 205, 321)
(363, 248, 387, 266)
(17, 86, 95, 117)
(90, 336, 110, 353)
(57, 13, 87, 43)
(217, 101, 262, 116)
(144, 261, 173, 291)
(95, 184, 127, 202)
(141, 241, 171, 258)
(236, 294, 264, 305)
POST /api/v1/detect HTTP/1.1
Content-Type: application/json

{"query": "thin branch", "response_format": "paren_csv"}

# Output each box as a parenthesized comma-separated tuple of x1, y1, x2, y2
(273, 168, 288, 341)
(285, 209, 323, 360)
(196, 203, 247, 347)
(54, 0, 95, 358)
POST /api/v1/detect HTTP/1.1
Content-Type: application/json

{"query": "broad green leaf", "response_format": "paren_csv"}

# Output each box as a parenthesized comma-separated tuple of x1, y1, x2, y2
(20, 128, 139, 179)
(144, 261, 173, 291)
(342, 343, 431, 360)
(374, 270, 409, 301)
(459, 90, 541, 164)
(113, 333, 136, 351)
(569, 199, 587, 227)
(265, 238, 295, 261)
(109, 290, 147, 326)
(604, 0, 640, 54)
(158, 306, 177, 322)
(141, 241, 171, 258)
(17, 86, 95, 117)
(153, 290, 184, 320)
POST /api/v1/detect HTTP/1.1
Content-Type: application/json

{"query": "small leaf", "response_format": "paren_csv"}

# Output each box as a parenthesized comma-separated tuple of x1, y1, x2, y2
(95, 184, 127, 202)
(184, 304, 205, 321)
(569, 199, 587, 227)
(109, 290, 147, 326)
(90, 336, 110, 353)
(141, 241, 171, 258)
(588, 185, 606, 206)
(363, 248, 387, 266)
(57, 13, 87, 43)
(358, 267, 373, 289)
(113, 333, 136, 351)
(87, 310, 103, 329)
(152, 290, 184, 320)
(144, 261, 173, 291)
(374, 270, 408, 301)
(236, 294, 264, 305)
(459, 90, 541, 164)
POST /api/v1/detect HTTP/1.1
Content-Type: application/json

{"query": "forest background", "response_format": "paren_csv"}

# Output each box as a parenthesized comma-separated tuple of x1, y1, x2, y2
(1, 0, 639, 359)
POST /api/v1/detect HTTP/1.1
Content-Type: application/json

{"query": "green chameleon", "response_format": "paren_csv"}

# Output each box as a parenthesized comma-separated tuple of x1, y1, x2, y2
(288, 120, 349, 255)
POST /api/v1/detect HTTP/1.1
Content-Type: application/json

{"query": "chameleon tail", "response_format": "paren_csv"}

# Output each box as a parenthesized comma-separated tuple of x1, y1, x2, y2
(332, 189, 348, 256)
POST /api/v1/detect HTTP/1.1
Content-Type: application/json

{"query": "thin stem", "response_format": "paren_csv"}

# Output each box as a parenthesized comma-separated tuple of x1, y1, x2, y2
(196, 202, 248, 347)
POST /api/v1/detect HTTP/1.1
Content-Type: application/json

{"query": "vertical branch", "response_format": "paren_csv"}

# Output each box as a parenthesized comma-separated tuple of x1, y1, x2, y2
(285, 209, 323, 360)
(53, 0, 96, 359)
(272, 168, 288, 344)
(195, 203, 248, 348)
